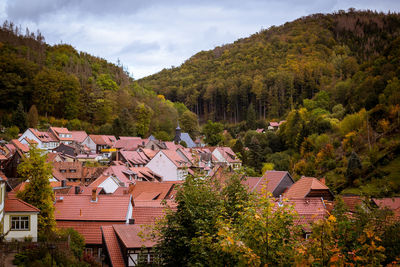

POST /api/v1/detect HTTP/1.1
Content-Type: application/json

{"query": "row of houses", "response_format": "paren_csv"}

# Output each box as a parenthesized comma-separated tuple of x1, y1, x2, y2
(1, 126, 399, 266)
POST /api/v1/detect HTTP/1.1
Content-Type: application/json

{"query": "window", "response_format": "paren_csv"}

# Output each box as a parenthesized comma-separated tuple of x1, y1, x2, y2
(11, 216, 29, 230)
(70, 169, 76, 173)
(84, 248, 93, 256)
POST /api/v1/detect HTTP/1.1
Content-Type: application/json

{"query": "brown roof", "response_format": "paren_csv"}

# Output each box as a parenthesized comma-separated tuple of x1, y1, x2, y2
(373, 197, 400, 218)
(289, 198, 328, 227)
(285, 177, 330, 199)
(101, 226, 125, 267)
(70, 131, 88, 143)
(161, 150, 191, 168)
(119, 150, 150, 165)
(29, 128, 58, 143)
(4, 197, 40, 212)
(114, 138, 148, 151)
(130, 167, 162, 182)
(113, 224, 156, 248)
(341, 195, 364, 212)
(54, 194, 131, 221)
(88, 135, 116, 146)
(49, 127, 73, 141)
(53, 161, 83, 180)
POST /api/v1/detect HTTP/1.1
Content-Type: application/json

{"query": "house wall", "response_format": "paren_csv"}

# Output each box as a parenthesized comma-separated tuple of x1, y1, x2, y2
(18, 129, 43, 149)
(0, 183, 4, 231)
(212, 149, 226, 164)
(99, 177, 120, 194)
(4, 212, 38, 242)
(82, 137, 96, 153)
(272, 173, 294, 197)
(146, 152, 178, 181)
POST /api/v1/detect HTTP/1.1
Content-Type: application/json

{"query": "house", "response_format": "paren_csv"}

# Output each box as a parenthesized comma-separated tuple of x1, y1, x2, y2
(102, 224, 156, 267)
(242, 171, 295, 197)
(48, 127, 73, 145)
(130, 181, 180, 201)
(54, 191, 133, 259)
(3, 197, 40, 242)
(211, 147, 242, 170)
(82, 135, 116, 155)
(268, 120, 286, 131)
(70, 131, 88, 145)
(118, 150, 151, 167)
(18, 128, 59, 150)
(373, 197, 400, 219)
(52, 143, 77, 157)
(284, 177, 334, 201)
(89, 174, 125, 194)
(114, 137, 148, 151)
(146, 150, 191, 181)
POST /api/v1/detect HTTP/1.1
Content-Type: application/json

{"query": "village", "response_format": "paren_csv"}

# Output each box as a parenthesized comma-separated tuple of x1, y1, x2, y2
(0, 124, 399, 266)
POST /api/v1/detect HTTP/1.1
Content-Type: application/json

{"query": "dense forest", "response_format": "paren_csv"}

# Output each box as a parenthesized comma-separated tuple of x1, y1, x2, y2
(0, 21, 194, 139)
(139, 9, 400, 123)
(141, 10, 400, 197)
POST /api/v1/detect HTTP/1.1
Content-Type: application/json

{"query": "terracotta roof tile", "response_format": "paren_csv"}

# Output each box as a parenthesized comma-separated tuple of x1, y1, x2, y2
(132, 200, 177, 224)
(160, 150, 191, 168)
(57, 221, 122, 244)
(242, 171, 292, 195)
(11, 139, 29, 153)
(130, 181, 176, 200)
(119, 151, 150, 165)
(285, 177, 329, 198)
(70, 131, 88, 143)
(113, 224, 156, 248)
(114, 138, 148, 151)
(341, 195, 363, 212)
(54, 194, 131, 221)
(101, 226, 125, 267)
(5, 197, 40, 212)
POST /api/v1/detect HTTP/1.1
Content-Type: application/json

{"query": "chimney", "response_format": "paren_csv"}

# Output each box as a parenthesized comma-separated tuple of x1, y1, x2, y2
(75, 186, 80, 194)
(61, 180, 66, 187)
(320, 177, 326, 185)
(91, 188, 97, 202)
(128, 183, 135, 194)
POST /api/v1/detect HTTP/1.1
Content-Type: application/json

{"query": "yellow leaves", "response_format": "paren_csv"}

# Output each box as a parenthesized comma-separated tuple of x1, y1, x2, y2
(157, 94, 166, 101)
(328, 214, 336, 223)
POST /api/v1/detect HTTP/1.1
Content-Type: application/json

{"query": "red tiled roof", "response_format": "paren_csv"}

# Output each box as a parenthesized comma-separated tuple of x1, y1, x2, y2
(285, 177, 329, 199)
(5, 197, 40, 212)
(113, 224, 156, 248)
(88, 135, 116, 146)
(105, 165, 135, 185)
(341, 195, 363, 212)
(46, 152, 60, 163)
(101, 226, 125, 267)
(70, 131, 88, 143)
(132, 200, 177, 224)
(130, 181, 176, 200)
(29, 128, 58, 143)
(11, 139, 29, 153)
(57, 221, 122, 244)
(53, 161, 83, 179)
(214, 147, 241, 163)
(114, 138, 148, 151)
(130, 167, 162, 182)
(160, 150, 191, 168)
(49, 127, 73, 141)
(119, 151, 150, 165)
(288, 198, 327, 227)
(54, 194, 131, 221)
(269, 122, 279, 127)
(373, 197, 400, 218)
(243, 171, 291, 195)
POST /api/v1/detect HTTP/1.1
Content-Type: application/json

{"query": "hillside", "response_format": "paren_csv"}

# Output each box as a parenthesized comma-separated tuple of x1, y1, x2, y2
(139, 10, 400, 122)
(0, 21, 185, 139)
(140, 10, 400, 196)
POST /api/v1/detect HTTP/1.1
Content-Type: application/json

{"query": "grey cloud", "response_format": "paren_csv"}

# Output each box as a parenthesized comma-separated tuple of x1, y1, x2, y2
(118, 40, 161, 55)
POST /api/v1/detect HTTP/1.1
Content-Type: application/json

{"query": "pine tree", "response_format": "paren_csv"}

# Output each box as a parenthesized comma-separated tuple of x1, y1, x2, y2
(246, 103, 257, 130)
(27, 105, 38, 128)
(346, 151, 362, 185)
(17, 145, 56, 234)
(12, 101, 27, 131)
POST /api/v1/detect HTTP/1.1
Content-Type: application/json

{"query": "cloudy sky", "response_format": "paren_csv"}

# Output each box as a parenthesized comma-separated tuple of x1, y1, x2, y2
(1, 1, 399, 79)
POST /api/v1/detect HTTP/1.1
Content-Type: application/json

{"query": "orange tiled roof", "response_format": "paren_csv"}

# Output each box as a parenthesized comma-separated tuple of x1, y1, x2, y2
(70, 131, 88, 143)
(11, 139, 29, 153)
(341, 195, 363, 212)
(113, 224, 156, 248)
(57, 221, 122, 245)
(132, 200, 177, 224)
(161, 150, 191, 168)
(130, 181, 176, 200)
(288, 198, 327, 227)
(242, 171, 292, 195)
(285, 177, 329, 198)
(101, 226, 125, 267)
(114, 138, 148, 151)
(5, 197, 40, 212)
(54, 194, 131, 221)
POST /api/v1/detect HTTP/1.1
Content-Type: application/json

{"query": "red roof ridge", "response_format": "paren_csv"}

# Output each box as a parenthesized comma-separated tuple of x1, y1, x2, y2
(101, 226, 125, 267)
(5, 197, 40, 212)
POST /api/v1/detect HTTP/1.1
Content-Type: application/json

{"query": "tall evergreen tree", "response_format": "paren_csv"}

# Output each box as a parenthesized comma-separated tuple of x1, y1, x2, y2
(246, 103, 257, 130)
(27, 104, 38, 128)
(11, 101, 26, 131)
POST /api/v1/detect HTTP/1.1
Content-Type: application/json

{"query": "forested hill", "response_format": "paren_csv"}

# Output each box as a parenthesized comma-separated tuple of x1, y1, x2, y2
(139, 10, 400, 123)
(0, 21, 184, 138)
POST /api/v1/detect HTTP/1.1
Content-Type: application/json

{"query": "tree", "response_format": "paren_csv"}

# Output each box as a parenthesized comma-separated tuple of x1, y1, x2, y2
(180, 110, 200, 138)
(246, 103, 257, 130)
(135, 103, 153, 137)
(346, 151, 362, 185)
(202, 120, 224, 146)
(27, 105, 39, 128)
(217, 192, 301, 266)
(12, 101, 26, 130)
(17, 145, 56, 234)
(112, 108, 136, 137)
